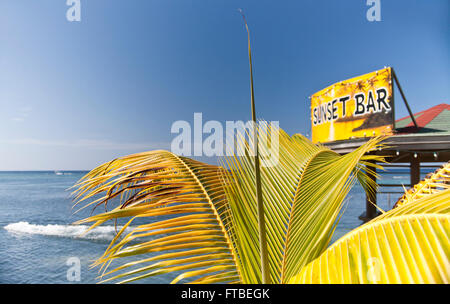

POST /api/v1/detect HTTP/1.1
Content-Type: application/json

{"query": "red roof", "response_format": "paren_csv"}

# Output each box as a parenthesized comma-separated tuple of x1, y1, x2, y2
(396, 103, 450, 129)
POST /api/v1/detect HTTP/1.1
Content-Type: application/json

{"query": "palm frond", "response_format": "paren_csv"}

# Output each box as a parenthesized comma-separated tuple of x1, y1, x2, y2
(289, 213, 450, 283)
(72, 150, 241, 284)
(73, 125, 385, 284)
(222, 123, 386, 283)
(394, 161, 450, 208)
(372, 188, 450, 222)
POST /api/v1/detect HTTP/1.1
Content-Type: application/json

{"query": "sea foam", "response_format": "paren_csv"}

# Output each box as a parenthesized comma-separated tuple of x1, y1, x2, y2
(4, 221, 131, 241)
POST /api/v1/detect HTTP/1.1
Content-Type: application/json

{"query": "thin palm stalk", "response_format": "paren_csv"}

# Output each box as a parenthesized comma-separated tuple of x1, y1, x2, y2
(239, 9, 270, 284)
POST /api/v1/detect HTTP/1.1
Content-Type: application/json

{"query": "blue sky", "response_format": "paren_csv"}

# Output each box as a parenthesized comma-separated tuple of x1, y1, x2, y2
(0, 0, 448, 170)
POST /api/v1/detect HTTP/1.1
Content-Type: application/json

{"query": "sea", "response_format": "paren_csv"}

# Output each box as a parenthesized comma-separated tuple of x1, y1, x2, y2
(0, 169, 433, 284)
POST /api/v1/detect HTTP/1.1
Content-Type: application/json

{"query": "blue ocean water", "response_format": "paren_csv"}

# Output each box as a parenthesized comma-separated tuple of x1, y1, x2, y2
(0, 169, 430, 283)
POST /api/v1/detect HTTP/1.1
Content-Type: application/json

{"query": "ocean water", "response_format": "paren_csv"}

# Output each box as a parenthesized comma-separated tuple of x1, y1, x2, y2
(0, 169, 430, 284)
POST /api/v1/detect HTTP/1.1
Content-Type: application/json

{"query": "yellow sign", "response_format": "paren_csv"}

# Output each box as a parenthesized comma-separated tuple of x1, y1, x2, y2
(311, 67, 394, 143)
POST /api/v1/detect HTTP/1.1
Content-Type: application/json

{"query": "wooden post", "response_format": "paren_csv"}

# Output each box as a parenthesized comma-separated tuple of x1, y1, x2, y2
(365, 161, 377, 220)
(410, 155, 420, 186)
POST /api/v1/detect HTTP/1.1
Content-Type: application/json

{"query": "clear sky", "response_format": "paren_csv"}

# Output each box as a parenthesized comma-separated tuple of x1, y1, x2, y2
(0, 0, 448, 170)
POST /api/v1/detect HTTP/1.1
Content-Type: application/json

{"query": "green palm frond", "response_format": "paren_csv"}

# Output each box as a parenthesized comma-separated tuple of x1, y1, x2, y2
(221, 123, 385, 283)
(289, 213, 450, 284)
(394, 161, 450, 208)
(72, 125, 384, 283)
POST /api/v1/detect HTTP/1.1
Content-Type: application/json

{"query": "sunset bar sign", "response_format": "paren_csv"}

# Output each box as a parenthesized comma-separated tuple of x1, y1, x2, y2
(311, 67, 394, 143)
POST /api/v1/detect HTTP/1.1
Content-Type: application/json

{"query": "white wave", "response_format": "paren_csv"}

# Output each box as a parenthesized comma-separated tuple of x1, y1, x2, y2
(55, 171, 72, 175)
(4, 221, 131, 241)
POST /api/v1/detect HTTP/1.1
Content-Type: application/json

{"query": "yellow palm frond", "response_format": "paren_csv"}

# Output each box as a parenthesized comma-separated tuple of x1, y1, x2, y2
(290, 213, 450, 284)
(394, 161, 450, 208)
(372, 188, 450, 222)
(72, 150, 241, 284)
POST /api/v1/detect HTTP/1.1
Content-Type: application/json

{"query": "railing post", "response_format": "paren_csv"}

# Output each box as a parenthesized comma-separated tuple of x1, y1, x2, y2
(410, 155, 420, 187)
(365, 161, 377, 220)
